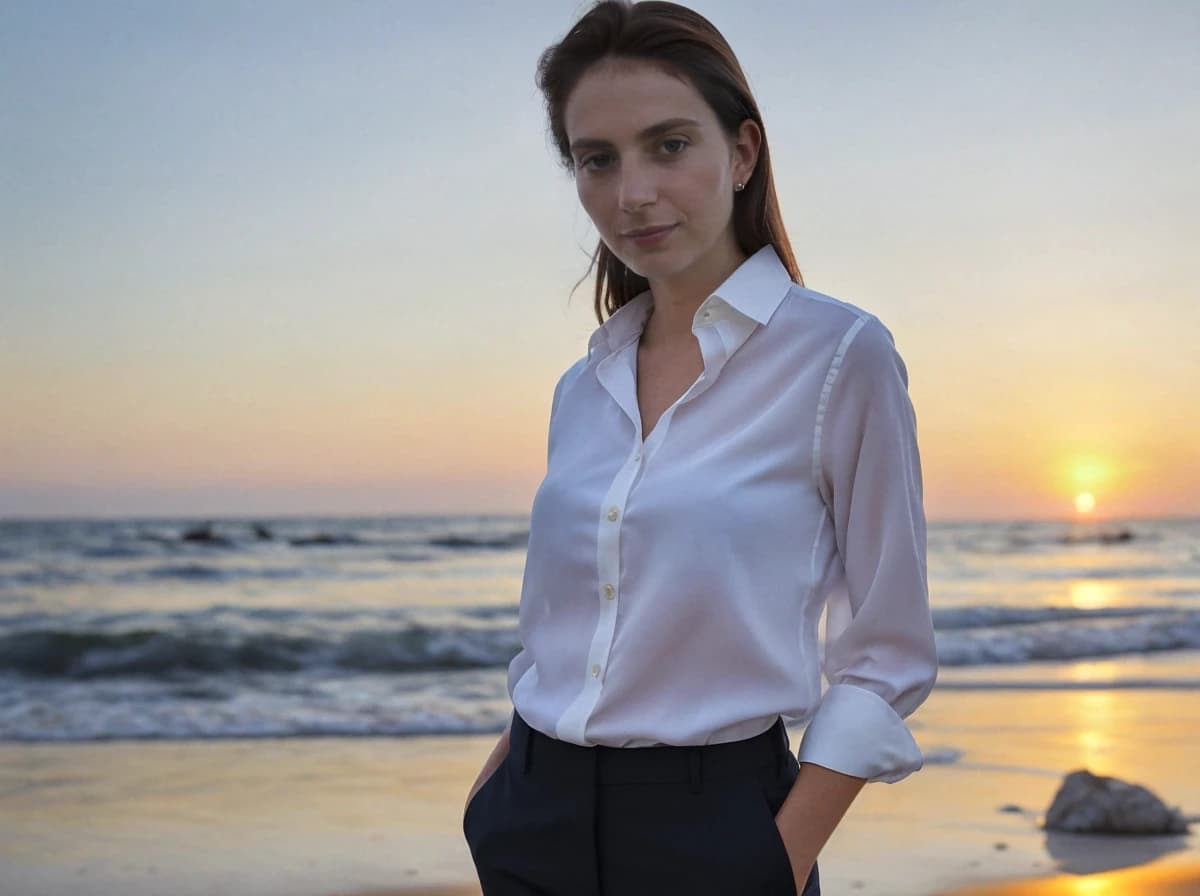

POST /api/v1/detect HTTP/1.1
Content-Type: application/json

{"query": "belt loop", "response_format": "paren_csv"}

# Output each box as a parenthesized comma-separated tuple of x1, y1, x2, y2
(522, 722, 534, 775)
(688, 748, 702, 794)
(771, 716, 786, 777)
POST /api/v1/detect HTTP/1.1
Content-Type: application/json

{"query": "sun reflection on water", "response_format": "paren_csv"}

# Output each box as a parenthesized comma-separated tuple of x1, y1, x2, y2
(1066, 580, 1117, 610)
(1068, 877, 1115, 895)
(1071, 691, 1116, 774)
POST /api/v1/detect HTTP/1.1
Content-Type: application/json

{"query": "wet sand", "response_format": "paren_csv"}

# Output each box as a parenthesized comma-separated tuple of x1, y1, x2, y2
(936, 859, 1200, 895)
(328, 861, 1200, 896)
(1, 687, 1197, 895)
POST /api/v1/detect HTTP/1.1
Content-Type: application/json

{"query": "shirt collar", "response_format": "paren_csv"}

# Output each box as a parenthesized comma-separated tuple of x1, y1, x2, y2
(586, 243, 794, 361)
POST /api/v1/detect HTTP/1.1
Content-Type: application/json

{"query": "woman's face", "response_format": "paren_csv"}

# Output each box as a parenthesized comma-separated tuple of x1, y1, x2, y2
(564, 59, 757, 283)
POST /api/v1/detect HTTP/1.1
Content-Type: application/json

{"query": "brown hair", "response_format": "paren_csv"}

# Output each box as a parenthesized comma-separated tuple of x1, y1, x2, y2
(535, 0, 804, 326)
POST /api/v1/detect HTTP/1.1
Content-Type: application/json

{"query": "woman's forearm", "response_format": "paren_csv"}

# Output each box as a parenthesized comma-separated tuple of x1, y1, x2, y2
(774, 761, 867, 889)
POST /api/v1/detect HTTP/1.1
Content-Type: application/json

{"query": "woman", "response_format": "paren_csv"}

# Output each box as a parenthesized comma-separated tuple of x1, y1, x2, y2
(461, 2, 939, 894)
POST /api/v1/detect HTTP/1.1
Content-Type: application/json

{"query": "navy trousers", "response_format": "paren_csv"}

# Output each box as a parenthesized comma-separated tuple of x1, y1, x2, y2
(462, 709, 820, 895)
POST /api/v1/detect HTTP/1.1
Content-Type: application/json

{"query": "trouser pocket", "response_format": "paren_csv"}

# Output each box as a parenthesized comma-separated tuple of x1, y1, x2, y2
(757, 760, 821, 896)
(755, 769, 800, 896)
(462, 751, 507, 839)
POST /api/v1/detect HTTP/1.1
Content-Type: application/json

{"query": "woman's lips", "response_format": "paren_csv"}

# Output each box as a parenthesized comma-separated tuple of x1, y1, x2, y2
(626, 224, 677, 247)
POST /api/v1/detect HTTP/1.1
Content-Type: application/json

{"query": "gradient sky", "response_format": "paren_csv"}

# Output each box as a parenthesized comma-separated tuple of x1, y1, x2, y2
(2, 1, 1197, 521)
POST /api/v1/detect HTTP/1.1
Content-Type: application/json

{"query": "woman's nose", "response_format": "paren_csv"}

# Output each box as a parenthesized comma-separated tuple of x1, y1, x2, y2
(618, 164, 657, 212)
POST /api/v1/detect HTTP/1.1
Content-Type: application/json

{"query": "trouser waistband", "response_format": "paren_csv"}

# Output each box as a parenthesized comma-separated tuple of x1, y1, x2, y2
(509, 710, 790, 793)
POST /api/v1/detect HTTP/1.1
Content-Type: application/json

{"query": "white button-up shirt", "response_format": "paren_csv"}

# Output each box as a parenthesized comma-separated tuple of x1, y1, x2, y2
(507, 243, 938, 784)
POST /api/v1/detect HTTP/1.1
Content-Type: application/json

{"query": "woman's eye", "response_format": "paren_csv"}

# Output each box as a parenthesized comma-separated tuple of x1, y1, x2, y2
(579, 139, 688, 172)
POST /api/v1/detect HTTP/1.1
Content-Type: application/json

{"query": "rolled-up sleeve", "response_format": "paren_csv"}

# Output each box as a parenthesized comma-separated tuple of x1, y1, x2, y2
(796, 315, 939, 784)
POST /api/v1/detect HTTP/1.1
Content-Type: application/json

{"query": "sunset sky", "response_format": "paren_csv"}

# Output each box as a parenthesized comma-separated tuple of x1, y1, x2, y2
(2, 1, 1197, 521)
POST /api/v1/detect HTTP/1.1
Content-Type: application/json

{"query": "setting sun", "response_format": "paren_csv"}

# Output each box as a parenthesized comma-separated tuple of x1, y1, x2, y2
(1060, 456, 1115, 516)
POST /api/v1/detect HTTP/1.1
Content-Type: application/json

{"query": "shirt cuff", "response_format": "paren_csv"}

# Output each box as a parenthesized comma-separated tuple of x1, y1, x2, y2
(796, 682, 925, 783)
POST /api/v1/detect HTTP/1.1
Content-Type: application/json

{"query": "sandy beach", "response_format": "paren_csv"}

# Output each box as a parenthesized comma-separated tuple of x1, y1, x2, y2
(3, 685, 1198, 896)
(938, 860, 1200, 895)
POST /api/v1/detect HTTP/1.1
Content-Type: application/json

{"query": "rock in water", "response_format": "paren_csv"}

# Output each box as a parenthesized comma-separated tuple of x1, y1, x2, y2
(1044, 769, 1190, 834)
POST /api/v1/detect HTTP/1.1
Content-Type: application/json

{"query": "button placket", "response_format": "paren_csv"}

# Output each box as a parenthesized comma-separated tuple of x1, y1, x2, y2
(554, 431, 643, 744)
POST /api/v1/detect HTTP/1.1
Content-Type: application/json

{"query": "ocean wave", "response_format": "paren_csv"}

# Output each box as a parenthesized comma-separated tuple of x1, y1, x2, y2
(5, 603, 1198, 681)
(1036, 565, 1176, 580)
(79, 544, 150, 559)
(0, 567, 94, 588)
(129, 563, 314, 583)
(0, 621, 522, 678)
(0, 675, 515, 742)
(929, 524, 1147, 555)
(933, 678, 1200, 691)
(936, 611, 1200, 665)
(931, 604, 1170, 630)
(115, 524, 527, 554)
(428, 531, 530, 550)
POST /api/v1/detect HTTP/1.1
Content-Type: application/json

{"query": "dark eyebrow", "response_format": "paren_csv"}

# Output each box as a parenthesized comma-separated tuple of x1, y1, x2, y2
(569, 117, 702, 155)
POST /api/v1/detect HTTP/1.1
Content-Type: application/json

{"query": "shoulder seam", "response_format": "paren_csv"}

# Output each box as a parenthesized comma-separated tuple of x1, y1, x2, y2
(798, 288, 876, 320)
(811, 316, 872, 509)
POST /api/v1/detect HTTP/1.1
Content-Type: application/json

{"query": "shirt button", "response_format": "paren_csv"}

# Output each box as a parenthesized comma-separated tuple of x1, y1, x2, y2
(604, 583, 615, 598)
(592, 664, 601, 677)
(607, 506, 619, 521)
(700, 309, 712, 321)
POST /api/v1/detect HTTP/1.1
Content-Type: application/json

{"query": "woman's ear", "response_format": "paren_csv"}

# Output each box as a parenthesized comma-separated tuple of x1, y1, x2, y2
(732, 118, 762, 186)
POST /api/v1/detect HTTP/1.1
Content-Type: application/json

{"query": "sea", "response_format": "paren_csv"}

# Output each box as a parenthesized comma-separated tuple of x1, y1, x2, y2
(1, 515, 1197, 743)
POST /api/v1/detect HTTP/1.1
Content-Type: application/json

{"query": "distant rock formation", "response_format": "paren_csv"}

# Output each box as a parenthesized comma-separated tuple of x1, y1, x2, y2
(289, 533, 359, 546)
(1057, 528, 1134, 545)
(429, 531, 530, 550)
(1043, 769, 1190, 834)
(179, 522, 233, 547)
